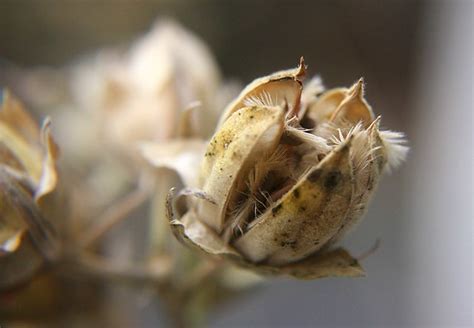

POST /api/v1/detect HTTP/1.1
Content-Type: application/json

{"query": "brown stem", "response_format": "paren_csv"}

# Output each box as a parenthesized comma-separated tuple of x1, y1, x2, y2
(78, 187, 149, 249)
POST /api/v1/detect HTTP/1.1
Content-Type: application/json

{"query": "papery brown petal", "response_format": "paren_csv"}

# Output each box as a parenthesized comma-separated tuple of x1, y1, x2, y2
(217, 58, 305, 126)
(234, 138, 354, 265)
(330, 78, 374, 127)
(34, 119, 59, 203)
(0, 93, 59, 282)
(0, 91, 59, 191)
(0, 117, 43, 184)
(197, 106, 285, 232)
(305, 87, 347, 124)
(0, 89, 40, 145)
(305, 79, 374, 128)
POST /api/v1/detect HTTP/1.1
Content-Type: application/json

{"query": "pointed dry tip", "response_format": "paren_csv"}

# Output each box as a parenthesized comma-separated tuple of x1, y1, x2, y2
(296, 56, 307, 77)
(350, 77, 365, 97)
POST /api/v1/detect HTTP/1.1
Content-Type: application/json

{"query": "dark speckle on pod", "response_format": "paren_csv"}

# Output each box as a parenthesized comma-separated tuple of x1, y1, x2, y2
(271, 203, 283, 216)
(308, 169, 322, 183)
(279, 239, 298, 250)
(324, 171, 342, 190)
(292, 189, 300, 198)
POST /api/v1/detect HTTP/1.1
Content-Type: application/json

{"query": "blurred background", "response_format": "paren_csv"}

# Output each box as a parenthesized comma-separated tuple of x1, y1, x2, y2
(0, 0, 472, 327)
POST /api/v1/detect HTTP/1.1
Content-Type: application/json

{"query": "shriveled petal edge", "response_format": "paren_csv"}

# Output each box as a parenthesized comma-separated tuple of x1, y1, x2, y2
(166, 188, 241, 258)
(34, 118, 59, 204)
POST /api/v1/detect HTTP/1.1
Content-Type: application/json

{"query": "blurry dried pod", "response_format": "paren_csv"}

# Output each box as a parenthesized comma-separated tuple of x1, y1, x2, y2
(67, 19, 223, 160)
(1, 19, 231, 219)
(167, 59, 409, 279)
(0, 90, 59, 290)
(56, 20, 232, 241)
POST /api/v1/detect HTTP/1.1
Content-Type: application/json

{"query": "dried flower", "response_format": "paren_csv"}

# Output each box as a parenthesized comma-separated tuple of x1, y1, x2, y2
(167, 59, 408, 279)
(68, 19, 222, 157)
(0, 90, 59, 289)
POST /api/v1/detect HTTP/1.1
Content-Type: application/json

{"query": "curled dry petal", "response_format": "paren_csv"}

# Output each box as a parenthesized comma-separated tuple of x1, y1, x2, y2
(34, 118, 59, 203)
(217, 57, 305, 126)
(167, 60, 408, 279)
(0, 91, 59, 202)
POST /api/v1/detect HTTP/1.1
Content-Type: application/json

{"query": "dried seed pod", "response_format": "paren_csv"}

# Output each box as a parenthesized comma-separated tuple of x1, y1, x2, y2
(166, 60, 408, 279)
(0, 90, 59, 290)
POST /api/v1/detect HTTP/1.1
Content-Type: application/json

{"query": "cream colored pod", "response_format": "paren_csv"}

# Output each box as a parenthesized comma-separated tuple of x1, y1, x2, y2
(0, 90, 59, 289)
(167, 59, 408, 279)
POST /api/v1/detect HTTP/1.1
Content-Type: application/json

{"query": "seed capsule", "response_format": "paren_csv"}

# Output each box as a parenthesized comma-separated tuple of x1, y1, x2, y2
(167, 60, 408, 279)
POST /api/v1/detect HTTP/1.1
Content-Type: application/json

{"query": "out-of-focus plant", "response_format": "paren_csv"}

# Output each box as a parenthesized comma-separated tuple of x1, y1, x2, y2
(0, 90, 59, 289)
(0, 20, 255, 327)
(0, 19, 407, 328)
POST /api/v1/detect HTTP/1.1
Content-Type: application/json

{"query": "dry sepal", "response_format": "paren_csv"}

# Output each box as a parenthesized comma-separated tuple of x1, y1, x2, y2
(0, 90, 60, 289)
(167, 59, 408, 279)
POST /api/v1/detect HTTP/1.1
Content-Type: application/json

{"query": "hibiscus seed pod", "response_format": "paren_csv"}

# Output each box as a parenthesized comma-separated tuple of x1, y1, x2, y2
(166, 59, 408, 279)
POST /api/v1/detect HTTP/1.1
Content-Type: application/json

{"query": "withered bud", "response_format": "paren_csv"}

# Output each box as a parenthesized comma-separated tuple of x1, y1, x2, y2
(167, 59, 408, 279)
